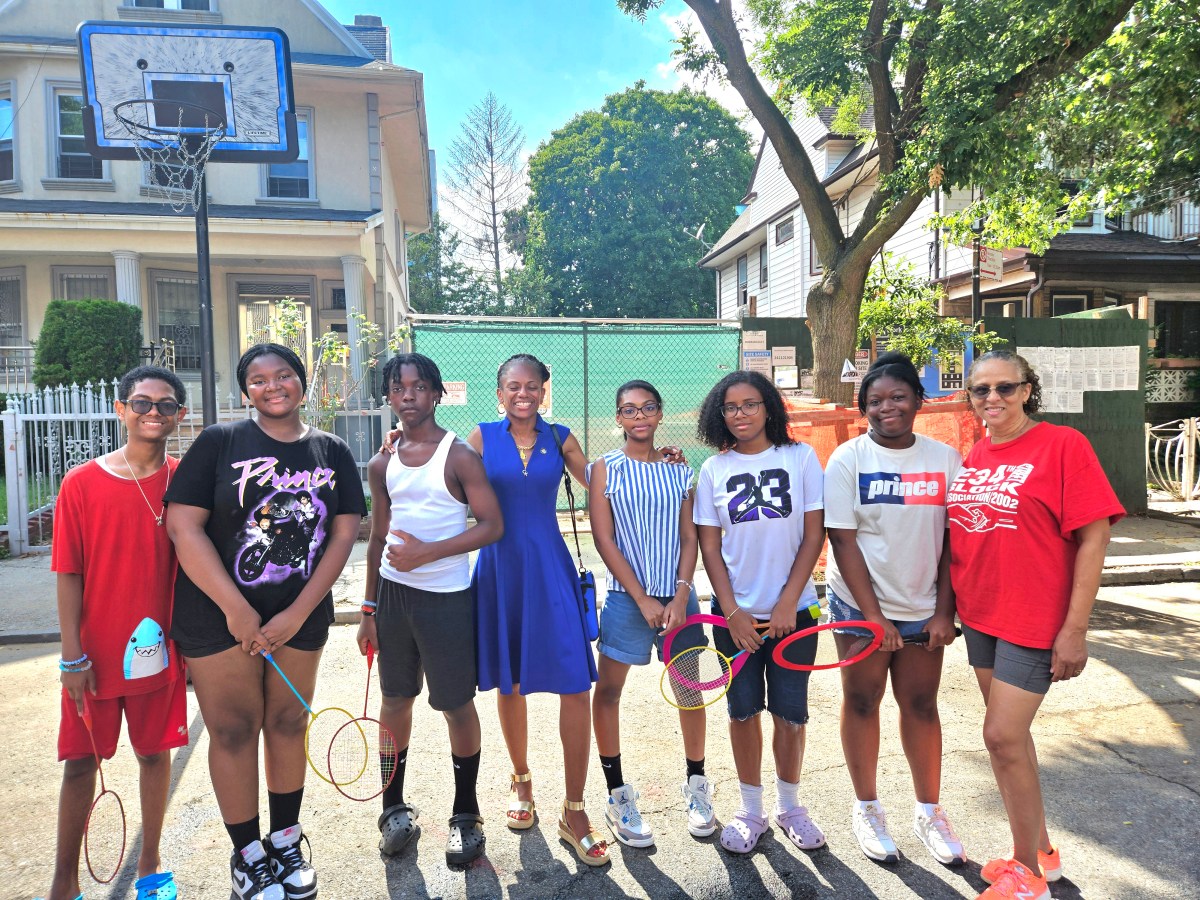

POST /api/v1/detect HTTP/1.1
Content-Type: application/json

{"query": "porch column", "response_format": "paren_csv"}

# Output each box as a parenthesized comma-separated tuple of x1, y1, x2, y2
(111, 250, 142, 308)
(340, 254, 367, 403)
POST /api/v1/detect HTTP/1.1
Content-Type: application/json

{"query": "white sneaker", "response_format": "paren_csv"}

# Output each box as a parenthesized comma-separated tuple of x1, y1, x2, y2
(912, 804, 966, 865)
(605, 784, 654, 848)
(230, 840, 285, 900)
(266, 825, 317, 899)
(852, 801, 899, 863)
(681, 775, 717, 838)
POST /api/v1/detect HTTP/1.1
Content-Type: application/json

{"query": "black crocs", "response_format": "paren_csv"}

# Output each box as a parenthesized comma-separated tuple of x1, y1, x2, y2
(446, 813, 486, 867)
(378, 803, 420, 856)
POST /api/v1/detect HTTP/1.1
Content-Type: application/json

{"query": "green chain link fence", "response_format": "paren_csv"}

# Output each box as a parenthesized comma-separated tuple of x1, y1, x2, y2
(410, 317, 742, 509)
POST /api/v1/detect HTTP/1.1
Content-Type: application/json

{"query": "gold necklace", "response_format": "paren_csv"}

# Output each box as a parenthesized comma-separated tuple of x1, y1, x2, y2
(514, 437, 536, 476)
(120, 448, 170, 526)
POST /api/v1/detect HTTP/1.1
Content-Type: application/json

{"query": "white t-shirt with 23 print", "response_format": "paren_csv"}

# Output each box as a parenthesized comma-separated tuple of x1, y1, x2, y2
(694, 442, 824, 617)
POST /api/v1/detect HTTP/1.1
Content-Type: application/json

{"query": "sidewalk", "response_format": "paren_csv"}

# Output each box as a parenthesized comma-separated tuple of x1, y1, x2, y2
(3, 508, 1198, 644)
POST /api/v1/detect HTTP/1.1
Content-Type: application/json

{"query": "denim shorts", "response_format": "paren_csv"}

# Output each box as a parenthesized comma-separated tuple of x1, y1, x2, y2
(597, 588, 704, 665)
(713, 607, 815, 725)
(826, 589, 933, 640)
(961, 622, 1053, 695)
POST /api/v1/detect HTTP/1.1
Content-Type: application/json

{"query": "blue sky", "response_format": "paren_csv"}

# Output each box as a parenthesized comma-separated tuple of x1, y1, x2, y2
(320, 0, 697, 157)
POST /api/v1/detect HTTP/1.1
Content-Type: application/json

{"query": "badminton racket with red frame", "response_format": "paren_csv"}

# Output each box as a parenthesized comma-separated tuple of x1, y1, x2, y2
(261, 650, 356, 785)
(327, 643, 398, 801)
(80, 701, 126, 884)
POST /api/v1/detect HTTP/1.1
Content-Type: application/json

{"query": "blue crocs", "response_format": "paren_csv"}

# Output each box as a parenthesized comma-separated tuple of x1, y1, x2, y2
(135, 872, 177, 900)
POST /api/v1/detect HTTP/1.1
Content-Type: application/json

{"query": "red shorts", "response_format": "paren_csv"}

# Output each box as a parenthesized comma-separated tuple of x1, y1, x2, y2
(58, 676, 189, 761)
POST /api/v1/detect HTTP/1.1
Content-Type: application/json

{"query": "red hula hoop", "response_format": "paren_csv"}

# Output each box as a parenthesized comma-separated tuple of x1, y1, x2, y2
(772, 619, 885, 671)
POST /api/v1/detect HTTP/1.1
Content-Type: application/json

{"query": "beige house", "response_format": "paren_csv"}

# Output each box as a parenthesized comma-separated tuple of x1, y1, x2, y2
(0, 0, 431, 404)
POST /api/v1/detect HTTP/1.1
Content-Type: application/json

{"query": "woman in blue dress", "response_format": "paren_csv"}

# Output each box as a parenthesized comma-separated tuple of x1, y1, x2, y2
(467, 354, 608, 866)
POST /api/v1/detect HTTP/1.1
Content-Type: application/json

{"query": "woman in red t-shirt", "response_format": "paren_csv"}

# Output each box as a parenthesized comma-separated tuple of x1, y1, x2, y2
(948, 350, 1123, 900)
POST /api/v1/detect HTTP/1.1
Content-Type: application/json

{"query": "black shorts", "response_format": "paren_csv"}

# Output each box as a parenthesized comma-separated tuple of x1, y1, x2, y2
(375, 578, 477, 711)
(172, 592, 334, 658)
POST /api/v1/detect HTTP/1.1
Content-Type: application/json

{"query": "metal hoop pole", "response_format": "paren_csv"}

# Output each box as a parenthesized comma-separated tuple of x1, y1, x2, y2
(195, 167, 217, 426)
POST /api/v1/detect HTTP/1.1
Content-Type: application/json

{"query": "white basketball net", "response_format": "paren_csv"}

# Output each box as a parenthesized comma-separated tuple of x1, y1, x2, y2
(118, 105, 226, 214)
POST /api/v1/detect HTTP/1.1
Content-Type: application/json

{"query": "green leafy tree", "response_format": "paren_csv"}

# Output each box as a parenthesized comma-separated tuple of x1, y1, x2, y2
(618, 0, 1189, 402)
(859, 254, 1004, 370)
(407, 214, 498, 316)
(33, 299, 142, 389)
(515, 82, 753, 318)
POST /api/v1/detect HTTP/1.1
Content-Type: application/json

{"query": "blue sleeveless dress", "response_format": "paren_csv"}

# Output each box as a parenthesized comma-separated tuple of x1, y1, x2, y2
(473, 416, 597, 695)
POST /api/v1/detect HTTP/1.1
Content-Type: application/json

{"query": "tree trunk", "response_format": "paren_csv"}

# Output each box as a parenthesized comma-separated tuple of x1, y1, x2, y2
(807, 264, 870, 407)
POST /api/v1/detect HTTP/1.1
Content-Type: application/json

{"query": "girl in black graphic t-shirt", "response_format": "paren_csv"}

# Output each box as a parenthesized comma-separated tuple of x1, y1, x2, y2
(166, 344, 364, 898)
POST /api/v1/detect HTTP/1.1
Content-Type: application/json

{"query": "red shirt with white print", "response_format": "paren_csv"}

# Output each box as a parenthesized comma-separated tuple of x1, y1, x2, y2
(948, 422, 1124, 649)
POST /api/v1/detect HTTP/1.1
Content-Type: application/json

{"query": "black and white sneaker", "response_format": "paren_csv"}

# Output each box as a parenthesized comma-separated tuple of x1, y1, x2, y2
(230, 840, 285, 900)
(266, 825, 317, 899)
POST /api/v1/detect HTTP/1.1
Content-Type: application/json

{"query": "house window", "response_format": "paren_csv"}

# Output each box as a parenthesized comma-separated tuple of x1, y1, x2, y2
(154, 274, 201, 372)
(758, 244, 768, 288)
(776, 217, 794, 245)
(809, 234, 823, 275)
(266, 111, 313, 199)
(326, 287, 347, 311)
(53, 266, 115, 300)
(1155, 301, 1200, 358)
(736, 255, 748, 307)
(55, 91, 104, 180)
(0, 269, 23, 344)
(0, 90, 13, 183)
(131, 0, 213, 9)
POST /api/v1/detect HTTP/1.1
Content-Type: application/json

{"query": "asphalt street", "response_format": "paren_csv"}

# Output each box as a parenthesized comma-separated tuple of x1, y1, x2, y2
(2, 581, 1198, 900)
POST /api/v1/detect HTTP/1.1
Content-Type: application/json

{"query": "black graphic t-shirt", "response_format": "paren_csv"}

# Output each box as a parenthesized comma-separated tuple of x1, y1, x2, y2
(166, 419, 366, 639)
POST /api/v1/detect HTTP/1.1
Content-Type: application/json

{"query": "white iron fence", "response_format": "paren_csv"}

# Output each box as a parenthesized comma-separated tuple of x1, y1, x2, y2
(2, 381, 390, 555)
(1146, 418, 1200, 503)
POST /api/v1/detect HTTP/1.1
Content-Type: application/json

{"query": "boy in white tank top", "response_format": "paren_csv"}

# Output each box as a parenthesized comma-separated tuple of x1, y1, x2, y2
(358, 353, 504, 868)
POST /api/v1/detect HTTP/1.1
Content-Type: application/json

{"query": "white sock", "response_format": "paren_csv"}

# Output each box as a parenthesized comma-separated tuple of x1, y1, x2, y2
(916, 801, 940, 817)
(738, 781, 764, 818)
(855, 798, 881, 812)
(775, 777, 799, 814)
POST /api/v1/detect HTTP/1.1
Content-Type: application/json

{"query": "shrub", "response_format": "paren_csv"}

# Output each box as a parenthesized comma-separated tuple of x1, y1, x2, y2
(33, 299, 143, 389)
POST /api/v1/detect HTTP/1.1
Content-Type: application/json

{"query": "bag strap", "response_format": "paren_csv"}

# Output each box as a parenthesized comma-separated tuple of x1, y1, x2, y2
(548, 423, 586, 574)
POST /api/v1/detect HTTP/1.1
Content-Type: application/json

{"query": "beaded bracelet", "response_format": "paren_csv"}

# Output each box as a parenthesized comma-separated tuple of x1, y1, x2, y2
(61, 653, 88, 667)
(59, 659, 93, 673)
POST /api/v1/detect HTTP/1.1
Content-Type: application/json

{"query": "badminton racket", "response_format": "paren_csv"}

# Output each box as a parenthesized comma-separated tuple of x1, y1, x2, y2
(659, 613, 772, 710)
(327, 643, 398, 801)
(844, 625, 964, 658)
(260, 650, 355, 785)
(772, 619, 885, 671)
(81, 702, 126, 884)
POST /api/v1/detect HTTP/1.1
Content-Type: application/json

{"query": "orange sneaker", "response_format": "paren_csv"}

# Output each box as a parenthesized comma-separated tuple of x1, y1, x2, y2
(975, 860, 1049, 900)
(981, 846, 1062, 884)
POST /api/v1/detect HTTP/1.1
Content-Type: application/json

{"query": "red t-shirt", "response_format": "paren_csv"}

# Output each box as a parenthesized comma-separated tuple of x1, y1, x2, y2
(947, 422, 1124, 649)
(51, 458, 183, 700)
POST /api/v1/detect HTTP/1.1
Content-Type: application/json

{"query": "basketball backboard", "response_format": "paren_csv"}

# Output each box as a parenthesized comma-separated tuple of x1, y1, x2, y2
(77, 21, 298, 163)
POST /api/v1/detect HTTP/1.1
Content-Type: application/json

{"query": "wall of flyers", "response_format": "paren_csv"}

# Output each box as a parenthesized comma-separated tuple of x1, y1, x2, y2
(1018, 345, 1140, 414)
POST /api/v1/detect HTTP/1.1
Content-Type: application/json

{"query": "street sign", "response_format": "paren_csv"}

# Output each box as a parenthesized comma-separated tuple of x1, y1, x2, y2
(980, 246, 1004, 282)
(840, 358, 861, 383)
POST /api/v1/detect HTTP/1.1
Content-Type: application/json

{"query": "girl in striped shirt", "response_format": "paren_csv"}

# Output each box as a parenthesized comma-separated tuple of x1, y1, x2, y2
(588, 380, 715, 849)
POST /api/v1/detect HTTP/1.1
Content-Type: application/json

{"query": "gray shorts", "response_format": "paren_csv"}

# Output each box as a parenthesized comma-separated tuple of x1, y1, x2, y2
(375, 578, 477, 711)
(961, 622, 1053, 695)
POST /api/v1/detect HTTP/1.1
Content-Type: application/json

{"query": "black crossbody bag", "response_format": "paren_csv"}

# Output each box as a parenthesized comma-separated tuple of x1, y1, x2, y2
(549, 424, 599, 642)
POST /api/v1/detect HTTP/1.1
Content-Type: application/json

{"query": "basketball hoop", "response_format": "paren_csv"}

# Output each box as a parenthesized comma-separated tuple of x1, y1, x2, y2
(114, 99, 226, 213)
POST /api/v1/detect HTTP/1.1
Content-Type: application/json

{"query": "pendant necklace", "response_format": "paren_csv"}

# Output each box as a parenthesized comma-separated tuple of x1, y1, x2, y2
(121, 448, 170, 526)
(514, 437, 537, 476)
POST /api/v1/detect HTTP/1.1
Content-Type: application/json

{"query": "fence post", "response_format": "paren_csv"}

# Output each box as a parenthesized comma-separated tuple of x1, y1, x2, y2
(3, 400, 28, 556)
(1186, 418, 1198, 502)
(581, 322, 590, 465)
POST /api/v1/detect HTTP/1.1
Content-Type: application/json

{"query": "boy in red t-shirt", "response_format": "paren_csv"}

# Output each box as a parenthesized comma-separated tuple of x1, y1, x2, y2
(41, 366, 189, 900)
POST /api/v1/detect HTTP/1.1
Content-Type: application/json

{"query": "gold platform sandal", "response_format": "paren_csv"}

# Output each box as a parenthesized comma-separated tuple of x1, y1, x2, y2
(507, 772, 536, 830)
(558, 800, 610, 867)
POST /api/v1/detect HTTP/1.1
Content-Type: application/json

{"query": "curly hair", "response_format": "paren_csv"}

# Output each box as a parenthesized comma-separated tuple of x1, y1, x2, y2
(968, 349, 1042, 415)
(497, 353, 550, 387)
(379, 352, 446, 400)
(236, 343, 308, 396)
(858, 351, 925, 414)
(697, 370, 793, 451)
(118, 365, 186, 405)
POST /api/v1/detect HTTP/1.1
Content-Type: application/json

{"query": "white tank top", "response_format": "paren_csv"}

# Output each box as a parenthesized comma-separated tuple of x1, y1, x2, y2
(379, 430, 470, 592)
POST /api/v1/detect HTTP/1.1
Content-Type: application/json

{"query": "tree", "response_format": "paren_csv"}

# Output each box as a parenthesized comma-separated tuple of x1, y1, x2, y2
(618, 0, 1181, 402)
(444, 92, 526, 297)
(514, 82, 753, 318)
(33, 299, 142, 389)
(407, 214, 495, 315)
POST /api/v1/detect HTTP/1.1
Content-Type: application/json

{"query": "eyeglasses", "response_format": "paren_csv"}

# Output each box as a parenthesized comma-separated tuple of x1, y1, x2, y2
(967, 381, 1026, 400)
(122, 398, 181, 416)
(617, 402, 661, 419)
(720, 400, 764, 418)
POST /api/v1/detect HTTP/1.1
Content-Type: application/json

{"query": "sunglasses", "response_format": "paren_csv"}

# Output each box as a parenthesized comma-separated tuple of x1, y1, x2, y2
(122, 398, 181, 416)
(967, 381, 1026, 400)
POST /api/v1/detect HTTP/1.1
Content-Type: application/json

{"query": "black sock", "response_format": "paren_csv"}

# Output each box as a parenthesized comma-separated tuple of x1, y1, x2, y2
(267, 787, 304, 836)
(226, 816, 261, 852)
(381, 746, 408, 812)
(686, 757, 706, 780)
(451, 750, 481, 816)
(599, 753, 624, 793)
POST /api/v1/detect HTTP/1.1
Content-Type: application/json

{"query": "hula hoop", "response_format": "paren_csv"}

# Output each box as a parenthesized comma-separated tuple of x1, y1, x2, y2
(772, 619, 885, 671)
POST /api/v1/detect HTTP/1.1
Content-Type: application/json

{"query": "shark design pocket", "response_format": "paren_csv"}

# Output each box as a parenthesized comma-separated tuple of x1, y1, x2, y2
(123, 617, 168, 680)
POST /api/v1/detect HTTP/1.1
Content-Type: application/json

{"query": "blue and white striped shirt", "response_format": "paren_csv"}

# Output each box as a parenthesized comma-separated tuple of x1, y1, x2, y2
(588, 449, 694, 597)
